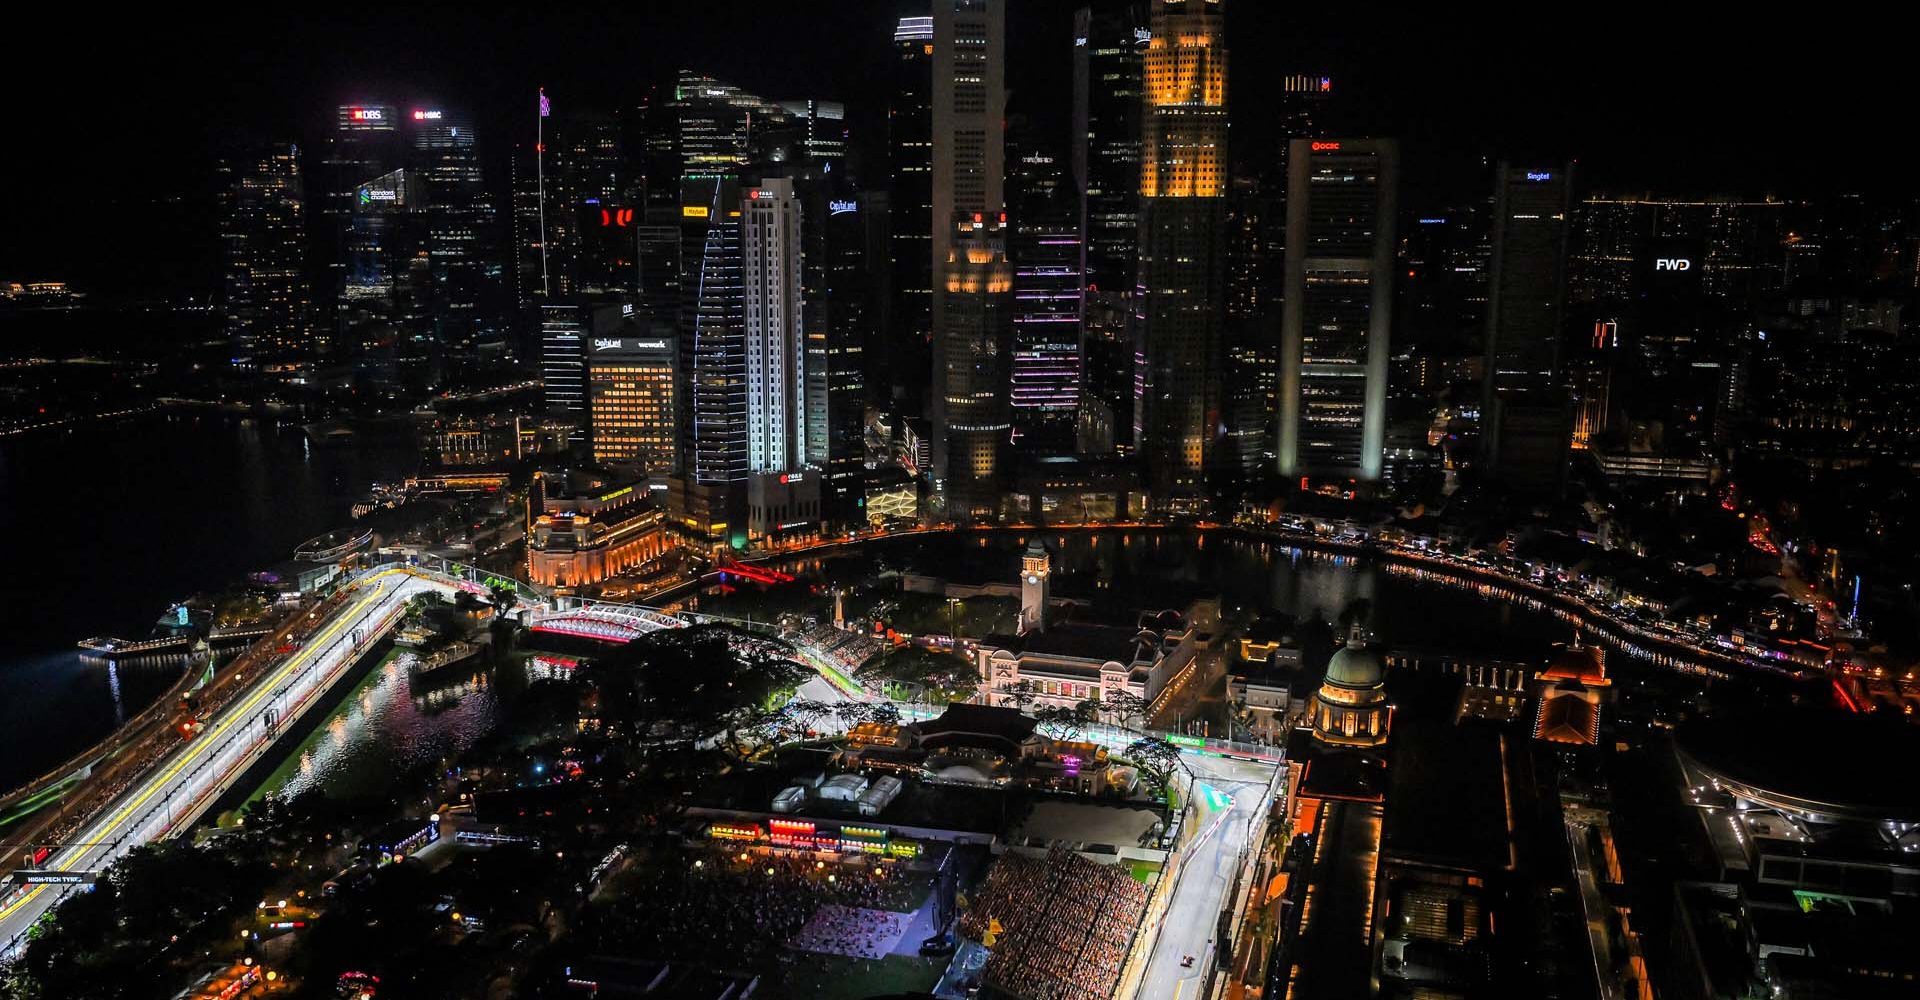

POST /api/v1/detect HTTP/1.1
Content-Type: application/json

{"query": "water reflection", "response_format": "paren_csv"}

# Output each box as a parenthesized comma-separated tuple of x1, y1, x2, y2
(270, 652, 502, 802)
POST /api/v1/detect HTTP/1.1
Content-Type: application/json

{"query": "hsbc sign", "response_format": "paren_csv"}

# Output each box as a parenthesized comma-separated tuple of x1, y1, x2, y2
(1655, 258, 1692, 272)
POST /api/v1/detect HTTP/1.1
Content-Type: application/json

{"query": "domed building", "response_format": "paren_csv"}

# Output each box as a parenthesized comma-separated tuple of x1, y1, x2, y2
(1311, 623, 1390, 748)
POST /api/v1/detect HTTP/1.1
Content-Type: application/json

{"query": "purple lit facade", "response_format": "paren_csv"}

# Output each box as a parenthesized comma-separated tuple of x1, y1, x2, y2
(1010, 224, 1083, 454)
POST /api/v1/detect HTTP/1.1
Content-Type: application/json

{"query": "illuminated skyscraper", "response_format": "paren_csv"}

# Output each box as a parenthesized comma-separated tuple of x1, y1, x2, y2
(219, 142, 311, 369)
(587, 319, 677, 480)
(931, 0, 1011, 521)
(742, 179, 806, 474)
(1277, 137, 1398, 482)
(541, 301, 588, 418)
(1483, 163, 1573, 493)
(889, 13, 936, 418)
(1135, 0, 1228, 500)
(671, 73, 791, 538)
(1010, 145, 1083, 455)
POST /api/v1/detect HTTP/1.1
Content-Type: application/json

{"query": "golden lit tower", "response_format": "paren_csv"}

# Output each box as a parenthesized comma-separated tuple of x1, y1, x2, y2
(1135, 0, 1228, 504)
(931, 0, 1013, 522)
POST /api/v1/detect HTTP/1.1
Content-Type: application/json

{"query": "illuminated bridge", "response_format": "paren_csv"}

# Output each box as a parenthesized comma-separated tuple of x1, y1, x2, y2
(526, 602, 687, 643)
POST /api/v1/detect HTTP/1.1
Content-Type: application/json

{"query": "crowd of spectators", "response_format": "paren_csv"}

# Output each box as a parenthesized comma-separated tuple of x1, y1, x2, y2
(789, 903, 913, 959)
(580, 845, 918, 976)
(790, 623, 886, 676)
(960, 847, 1149, 1000)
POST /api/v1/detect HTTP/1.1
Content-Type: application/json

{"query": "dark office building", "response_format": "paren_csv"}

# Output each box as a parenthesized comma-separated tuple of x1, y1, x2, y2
(1134, 0, 1228, 501)
(1482, 164, 1573, 494)
(321, 104, 402, 343)
(1073, 1, 1147, 298)
(889, 12, 935, 418)
(1277, 137, 1398, 483)
(811, 188, 879, 525)
(409, 106, 504, 363)
(219, 142, 311, 370)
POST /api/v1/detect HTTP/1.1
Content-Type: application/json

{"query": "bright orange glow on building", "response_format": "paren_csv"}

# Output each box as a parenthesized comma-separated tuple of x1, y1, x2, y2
(1139, 2, 1227, 198)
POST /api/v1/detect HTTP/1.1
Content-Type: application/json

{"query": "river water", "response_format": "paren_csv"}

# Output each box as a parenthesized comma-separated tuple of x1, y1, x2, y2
(0, 413, 418, 790)
(3, 414, 1607, 801)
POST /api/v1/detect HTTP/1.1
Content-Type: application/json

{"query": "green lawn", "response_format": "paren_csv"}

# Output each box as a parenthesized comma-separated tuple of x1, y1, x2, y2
(1128, 861, 1162, 883)
(778, 953, 943, 999)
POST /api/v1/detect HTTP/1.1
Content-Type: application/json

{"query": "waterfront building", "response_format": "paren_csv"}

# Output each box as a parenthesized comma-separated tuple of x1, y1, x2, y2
(1277, 137, 1398, 483)
(1483, 163, 1574, 494)
(586, 326, 678, 485)
(219, 141, 311, 370)
(525, 471, 676, 589)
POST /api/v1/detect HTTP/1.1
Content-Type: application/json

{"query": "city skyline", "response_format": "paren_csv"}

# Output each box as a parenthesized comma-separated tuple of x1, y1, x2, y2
(6, 7, 1909, 297)
(4, 6, 1920, 1000)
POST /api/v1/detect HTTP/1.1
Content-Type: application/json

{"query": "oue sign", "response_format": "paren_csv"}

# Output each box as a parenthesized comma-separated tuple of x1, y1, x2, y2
(1655, 258, 1693, 271)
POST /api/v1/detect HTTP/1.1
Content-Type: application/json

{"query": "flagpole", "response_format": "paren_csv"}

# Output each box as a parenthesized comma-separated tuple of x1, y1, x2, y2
(537, 87, 550, 298)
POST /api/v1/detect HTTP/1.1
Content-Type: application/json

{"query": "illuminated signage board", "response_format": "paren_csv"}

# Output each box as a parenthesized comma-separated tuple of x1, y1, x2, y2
(599, 207, 636, 227)
(682, 205, 709, 218)
(829, 200, 858, 215)
(347, 107, 385, 122)
(1310, 141, 1341, 151)
(412, 109, 443, 120)
(591, 338, 670, 352)
(18, 871, 96, 885)
(1654, 258, 1693, 271)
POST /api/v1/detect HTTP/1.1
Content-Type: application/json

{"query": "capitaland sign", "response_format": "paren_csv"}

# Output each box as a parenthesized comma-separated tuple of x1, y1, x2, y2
(592, 338, 670, 351)
(829, 200, 858, 215)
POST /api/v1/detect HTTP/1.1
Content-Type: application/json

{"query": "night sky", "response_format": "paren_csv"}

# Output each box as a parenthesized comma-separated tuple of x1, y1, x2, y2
(4, 4, 1907, 297)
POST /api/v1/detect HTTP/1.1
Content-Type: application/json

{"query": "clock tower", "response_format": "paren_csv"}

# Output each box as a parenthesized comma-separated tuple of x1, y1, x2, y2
(1019, 540, 1049, 633)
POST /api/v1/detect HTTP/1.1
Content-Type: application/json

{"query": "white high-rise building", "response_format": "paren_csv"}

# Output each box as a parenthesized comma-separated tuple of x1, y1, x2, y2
(742, 178, 806, 473)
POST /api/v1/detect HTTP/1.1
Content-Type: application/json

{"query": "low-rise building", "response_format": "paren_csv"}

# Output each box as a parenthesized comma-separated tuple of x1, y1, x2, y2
(526, 470, 677, 589)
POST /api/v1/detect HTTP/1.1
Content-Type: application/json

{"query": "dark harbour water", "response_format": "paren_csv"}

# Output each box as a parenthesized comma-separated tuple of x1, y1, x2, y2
(0, 413, 417, 790)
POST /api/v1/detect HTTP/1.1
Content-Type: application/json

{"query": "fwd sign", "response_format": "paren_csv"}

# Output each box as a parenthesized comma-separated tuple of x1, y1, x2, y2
(1655, 258, 1692, 271)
